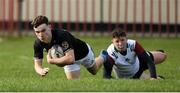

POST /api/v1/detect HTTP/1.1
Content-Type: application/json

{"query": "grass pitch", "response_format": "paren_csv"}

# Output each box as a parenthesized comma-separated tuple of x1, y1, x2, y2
(0, 36, 180, 92)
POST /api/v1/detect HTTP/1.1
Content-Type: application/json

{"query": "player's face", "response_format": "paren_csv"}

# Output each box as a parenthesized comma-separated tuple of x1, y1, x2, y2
(34, 24, 52, 43)
(112, 37, 127, 52)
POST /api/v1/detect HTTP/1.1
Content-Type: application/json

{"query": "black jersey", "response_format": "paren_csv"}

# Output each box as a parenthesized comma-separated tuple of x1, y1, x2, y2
(33, 29, 89, 60)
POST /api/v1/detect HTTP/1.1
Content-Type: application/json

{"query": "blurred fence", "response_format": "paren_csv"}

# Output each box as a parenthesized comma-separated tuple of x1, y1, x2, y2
(0, 0, 180, 37)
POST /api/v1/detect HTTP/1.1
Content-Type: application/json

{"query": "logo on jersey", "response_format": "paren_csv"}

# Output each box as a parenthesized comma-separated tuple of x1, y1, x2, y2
(125, 58, 130, 62)
(125, 58, 134, 64)
(129, 44, 134, 52)
(112, 52, 118, 59)
(61, 41, 69, 50)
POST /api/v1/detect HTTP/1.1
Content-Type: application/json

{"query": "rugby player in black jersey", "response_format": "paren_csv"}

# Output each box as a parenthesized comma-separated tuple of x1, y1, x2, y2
(31, 15, 108, 79)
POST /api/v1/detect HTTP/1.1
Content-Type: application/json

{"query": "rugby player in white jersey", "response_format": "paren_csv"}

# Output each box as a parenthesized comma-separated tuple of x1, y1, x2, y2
(103, 28, 167, 80)
(31, 15, 107, 79)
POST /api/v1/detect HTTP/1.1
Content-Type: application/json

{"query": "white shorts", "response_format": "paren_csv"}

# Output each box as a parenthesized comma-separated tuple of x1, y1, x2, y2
(63, 44, 95, 73)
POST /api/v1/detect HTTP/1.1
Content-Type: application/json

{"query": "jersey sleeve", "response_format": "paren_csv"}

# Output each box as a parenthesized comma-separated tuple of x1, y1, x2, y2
(138, 51, 157, 78)
(103, 47, 115, 79)
(135, 41, 157, 78)
(107, 44, 116, 64)
(108, 55, 115, 64)
(134, 41, 145, 55)
(34, 40, 43, 60)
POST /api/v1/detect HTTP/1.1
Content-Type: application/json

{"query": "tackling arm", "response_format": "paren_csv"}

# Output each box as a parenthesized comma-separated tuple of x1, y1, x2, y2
(138, 51, 157, 78)
(134, 41, 157, 79)
(103, 56, 114, 79)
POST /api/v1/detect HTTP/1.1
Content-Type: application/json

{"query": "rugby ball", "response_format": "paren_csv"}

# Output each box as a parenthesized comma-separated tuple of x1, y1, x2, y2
(50, 45, 64, 58)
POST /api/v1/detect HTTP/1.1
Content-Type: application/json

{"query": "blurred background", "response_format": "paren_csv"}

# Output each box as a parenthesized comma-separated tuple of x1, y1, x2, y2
(0, 0, 179, 37)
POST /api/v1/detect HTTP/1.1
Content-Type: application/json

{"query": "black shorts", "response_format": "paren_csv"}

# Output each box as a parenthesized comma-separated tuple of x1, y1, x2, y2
(132, 51, 154, 79)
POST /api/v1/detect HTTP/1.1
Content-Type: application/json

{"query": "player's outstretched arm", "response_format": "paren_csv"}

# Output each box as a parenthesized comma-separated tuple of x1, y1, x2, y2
(138, 51, 157, 78)
(34, 59, 49, 77)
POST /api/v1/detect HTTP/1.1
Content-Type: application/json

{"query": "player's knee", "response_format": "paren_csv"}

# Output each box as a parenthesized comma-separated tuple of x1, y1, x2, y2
(87, 67, 97, 75)
(65, 70, 80, 80)
(158, 50, 167, 62)
(67, 76, 80, 80)
(158, 53, 167, 63)
(90, 69, 98, 75)
(161, 53, 167, 62)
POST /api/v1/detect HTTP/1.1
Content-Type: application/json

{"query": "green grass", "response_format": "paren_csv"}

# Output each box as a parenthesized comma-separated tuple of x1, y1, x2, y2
(0, 36, 180, 92)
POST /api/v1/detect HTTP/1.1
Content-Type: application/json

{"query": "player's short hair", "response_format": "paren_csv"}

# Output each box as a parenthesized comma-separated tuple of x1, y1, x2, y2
(31, 15, 49, 28)
(112, 28, 126, 38)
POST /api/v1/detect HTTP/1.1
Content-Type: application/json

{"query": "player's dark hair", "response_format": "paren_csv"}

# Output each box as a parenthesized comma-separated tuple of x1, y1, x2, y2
(31, 15, 49, 28)
(112, 28, 126, 38)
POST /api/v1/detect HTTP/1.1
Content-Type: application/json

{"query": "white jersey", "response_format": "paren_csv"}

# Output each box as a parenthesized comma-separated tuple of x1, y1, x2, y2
(107, 39, 141, 78)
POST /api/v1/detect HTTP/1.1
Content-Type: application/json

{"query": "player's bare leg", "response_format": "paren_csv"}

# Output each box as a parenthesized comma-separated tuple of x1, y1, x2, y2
(87, 57, 104, 75)
(87, 50, 108, 75)
(65, 70, 80, 80)
(150, 50, 167, 64)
